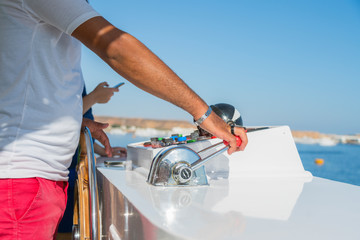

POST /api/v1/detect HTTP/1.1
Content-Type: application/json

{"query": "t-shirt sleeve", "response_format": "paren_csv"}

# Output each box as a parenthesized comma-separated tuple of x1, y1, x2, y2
(22, 0, 100, 35)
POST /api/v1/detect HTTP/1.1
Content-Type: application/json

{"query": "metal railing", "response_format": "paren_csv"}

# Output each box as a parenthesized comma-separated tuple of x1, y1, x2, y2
(83, 127, 100, 240)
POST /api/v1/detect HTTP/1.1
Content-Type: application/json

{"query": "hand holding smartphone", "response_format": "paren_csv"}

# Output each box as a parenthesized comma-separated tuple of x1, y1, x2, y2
(112, 82, 125, 88)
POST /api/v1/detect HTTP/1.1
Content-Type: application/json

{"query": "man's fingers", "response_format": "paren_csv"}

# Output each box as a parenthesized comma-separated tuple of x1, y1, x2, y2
(93, 121, 109, 130)
(104, 142, 112, 157)
(226, 127, 248, 154)
(82, 118, 112, 157)
(235, 127, 248, 151)
(94, 130, 112, 157)
(112, 147, 127, 157)
(227, 139, 238, 155)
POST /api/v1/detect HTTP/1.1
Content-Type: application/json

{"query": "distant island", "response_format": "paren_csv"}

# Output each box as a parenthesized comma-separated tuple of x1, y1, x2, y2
(95, 116, 360, 146)
(95, 115, 194, 130)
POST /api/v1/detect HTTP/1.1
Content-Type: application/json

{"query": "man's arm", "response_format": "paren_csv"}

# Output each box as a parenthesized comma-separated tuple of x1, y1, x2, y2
(72, 16, 247, 153)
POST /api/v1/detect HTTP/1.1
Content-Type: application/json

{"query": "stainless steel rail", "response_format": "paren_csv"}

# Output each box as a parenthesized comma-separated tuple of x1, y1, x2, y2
(83, 127, 100, 240)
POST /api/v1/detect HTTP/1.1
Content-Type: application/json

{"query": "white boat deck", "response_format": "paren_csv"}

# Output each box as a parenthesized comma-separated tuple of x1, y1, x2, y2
(97, 167, 360, 240)
(96, 126, 360, 239)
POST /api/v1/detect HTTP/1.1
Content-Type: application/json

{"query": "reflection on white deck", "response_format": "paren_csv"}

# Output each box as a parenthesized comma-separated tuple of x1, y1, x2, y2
(98, 168, 360, 240)
(96, 126, 360, 240)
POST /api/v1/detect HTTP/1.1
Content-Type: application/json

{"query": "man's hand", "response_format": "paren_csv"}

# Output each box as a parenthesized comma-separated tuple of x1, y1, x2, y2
(94, 143, 127, 158)
(81, 118, 112, 157)
(110, 147, 127, 158)
(199, 112, 248, 154)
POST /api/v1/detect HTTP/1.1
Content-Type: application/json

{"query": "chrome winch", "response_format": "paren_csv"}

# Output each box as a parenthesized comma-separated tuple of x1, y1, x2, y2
(147, 136, 242, 186)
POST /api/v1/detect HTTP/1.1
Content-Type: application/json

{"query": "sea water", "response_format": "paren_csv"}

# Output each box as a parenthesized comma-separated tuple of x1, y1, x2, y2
(297, 143, 360, 186)
(107, 133, 360, 186)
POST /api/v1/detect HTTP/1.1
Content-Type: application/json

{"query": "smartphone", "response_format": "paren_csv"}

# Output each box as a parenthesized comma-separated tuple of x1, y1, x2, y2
(112, 82, 125, 88)
(104, 160, 124, 167)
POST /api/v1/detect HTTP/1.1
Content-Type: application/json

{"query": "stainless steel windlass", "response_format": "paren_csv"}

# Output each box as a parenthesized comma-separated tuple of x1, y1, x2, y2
(147, 139, 233, 187)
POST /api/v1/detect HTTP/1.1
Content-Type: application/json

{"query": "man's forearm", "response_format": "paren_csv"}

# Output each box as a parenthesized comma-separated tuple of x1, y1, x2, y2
(72, 16, 248, 153)
(72, 17, 208, 120)
(104, 33, 208, 119)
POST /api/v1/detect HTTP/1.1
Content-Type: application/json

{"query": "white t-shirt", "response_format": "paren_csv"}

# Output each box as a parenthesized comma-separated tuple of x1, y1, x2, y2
(0, 0, 100, 181)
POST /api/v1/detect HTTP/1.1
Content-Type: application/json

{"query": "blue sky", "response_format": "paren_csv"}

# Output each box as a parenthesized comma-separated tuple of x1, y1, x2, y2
(82, 0, 360, 135)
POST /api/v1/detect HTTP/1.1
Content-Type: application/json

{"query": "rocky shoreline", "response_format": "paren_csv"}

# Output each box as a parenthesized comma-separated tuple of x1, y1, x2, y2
(95, 116, 360, 145)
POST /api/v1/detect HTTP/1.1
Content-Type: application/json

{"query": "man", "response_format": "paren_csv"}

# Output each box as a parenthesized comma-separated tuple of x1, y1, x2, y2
(0, 0, 247, 239)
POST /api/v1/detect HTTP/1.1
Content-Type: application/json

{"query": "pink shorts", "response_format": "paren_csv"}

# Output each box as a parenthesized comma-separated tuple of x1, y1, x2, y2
(0, 177, 68, 240)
